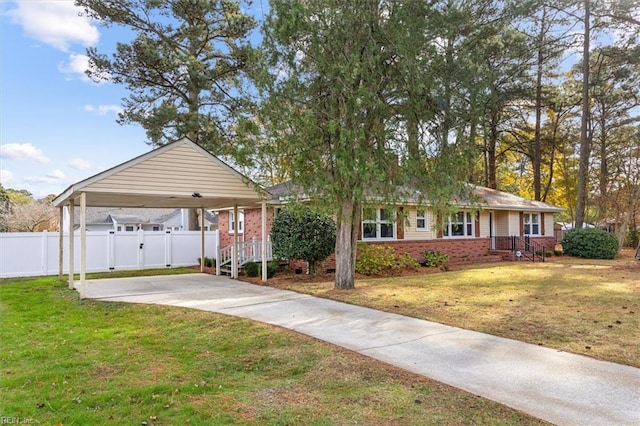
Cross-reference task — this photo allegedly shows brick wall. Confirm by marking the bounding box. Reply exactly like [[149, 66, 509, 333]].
[[365, 239, 491, 264], [218, 207, 274, 248]]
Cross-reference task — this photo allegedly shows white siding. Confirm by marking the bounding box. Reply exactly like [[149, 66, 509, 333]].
[[544, 212, 554, 237], [403, 207, 437, 240], [83, 144, 260, 199], [508, 212, 521, 235], [495, 211, 510, 236], [479, 212, 491, 237]]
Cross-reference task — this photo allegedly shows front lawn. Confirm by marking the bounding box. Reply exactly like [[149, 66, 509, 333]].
[[0, 277, 544, 425], [263, 255, 640, 367]]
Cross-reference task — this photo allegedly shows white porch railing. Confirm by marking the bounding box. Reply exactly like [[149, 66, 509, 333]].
[[216, 237, 273, 275]]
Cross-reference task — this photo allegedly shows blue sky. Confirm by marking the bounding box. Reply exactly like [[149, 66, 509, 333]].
[[0, 0, 266, 199]]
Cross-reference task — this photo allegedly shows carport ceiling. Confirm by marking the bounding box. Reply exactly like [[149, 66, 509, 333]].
[[53, 138, 268, 209]]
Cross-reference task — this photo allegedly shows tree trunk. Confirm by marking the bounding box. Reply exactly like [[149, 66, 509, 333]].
[[635, 239, 640, 261], [334, 198, 360, 290], [533, 14, 545, 201], [575, 0, 591, 228]]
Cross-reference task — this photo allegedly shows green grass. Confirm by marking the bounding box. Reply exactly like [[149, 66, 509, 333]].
[[267, 256, 640, 368], [0, 277, 544, 425]]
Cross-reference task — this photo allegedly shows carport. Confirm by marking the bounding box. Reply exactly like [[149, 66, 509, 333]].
[[52, 138, 270, 288]]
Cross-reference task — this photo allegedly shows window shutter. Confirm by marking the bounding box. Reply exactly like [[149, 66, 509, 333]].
[[475, 212, 480, 237], [397, 207, 404, 240], [437, 213, 443, 238], [541, 213, 546, 236]]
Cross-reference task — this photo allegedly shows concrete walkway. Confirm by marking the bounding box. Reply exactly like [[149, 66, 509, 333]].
[[77, 274, 640, 426]]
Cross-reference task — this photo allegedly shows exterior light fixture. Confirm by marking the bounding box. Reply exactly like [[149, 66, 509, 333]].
[[192, 192, 202, 198]]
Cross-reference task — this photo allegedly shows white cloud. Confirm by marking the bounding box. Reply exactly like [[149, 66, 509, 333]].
[[84, 104, 123, 116], [69, 158, 93, 170], [6, 1, 99, 52], [0, 143, 50, 164], [59, 53, 92, 82], [25, 169, 66, 184], [47, 169, 66, 180], [60, 54, 112, 84], [1, 169, 16, 185]]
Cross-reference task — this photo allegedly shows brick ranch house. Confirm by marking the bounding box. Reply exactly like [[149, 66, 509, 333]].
[[216, 182, 564, 270]]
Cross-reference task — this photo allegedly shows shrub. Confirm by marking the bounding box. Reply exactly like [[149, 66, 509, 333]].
[[355, 244, 419, 276], [271, 206, 336, 275], [244, 262, 260, 277], [423, 250, 449, 269], [356, 244, 398, 276], [545, 251, 554, 258], [626, 228, 639, 249], [260, 261, 278, 279], [399, 253, 421, 271], [561, 227, 619, 259], [197, 257, 215, 267], [243, 261, 277, 278]]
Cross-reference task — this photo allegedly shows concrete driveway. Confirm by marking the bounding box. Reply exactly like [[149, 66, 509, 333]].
[[78, 273, 640, 426]]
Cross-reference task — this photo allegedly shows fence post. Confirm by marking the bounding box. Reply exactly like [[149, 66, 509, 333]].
[[108, 230, 116, 270], [137, 229, 144, 270], [41, 231, 48, 276], [165, 230, 172, 267]]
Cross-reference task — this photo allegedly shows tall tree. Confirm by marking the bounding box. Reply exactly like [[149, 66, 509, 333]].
[[575, 0, 590, 228], [76, 0, 258, 156], [260, 0, 457, 289]]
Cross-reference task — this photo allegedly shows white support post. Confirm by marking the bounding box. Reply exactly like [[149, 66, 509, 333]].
[[200, 207, 205, 273], [164, 229, 172, 268], [232, 204, 239, 279], [68, 200, 75, 289], [58, 206, 64, 280], [108, 230, 116, 270], [261, 200, 267, 281], [80, 192, 86, 285], [215, 229, 221, 276]]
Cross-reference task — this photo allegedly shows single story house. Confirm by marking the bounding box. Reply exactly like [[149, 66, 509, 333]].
[[216, 181, 564, 267], [67, 207, 217, 232]]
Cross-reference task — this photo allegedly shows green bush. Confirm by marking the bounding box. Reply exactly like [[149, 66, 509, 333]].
[[271, 206, 336, 275], [423, 250, 449, 269], [626, 228, 639, 249], [561, 227, 619, 259], [355, 244, 419, 276], [197, 257, 215, 267], [244, 262, 260, 277], [244, 261, 277, 278], [260, 261, 278, 279], [399, 253, 421, 271]]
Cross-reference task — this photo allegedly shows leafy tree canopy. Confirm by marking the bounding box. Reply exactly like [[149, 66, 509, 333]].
[[76, 0, 259, 158]]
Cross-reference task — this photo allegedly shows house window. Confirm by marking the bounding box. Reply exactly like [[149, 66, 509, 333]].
[[152, 226, 160, 231], [229, 211, 244, 233], [443, 211, 474, 237], [524, 213, 540, 236], [362, 208, 395, 240], [125, 226, 135, 232], [416, 210, 427, 230], [116, 225, 122, 232]]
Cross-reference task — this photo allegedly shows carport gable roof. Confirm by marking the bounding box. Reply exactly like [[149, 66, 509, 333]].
[[53, 138, 268, 209]]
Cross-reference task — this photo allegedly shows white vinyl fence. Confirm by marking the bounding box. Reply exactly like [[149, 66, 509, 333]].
[[0, 230, 219, 278]]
